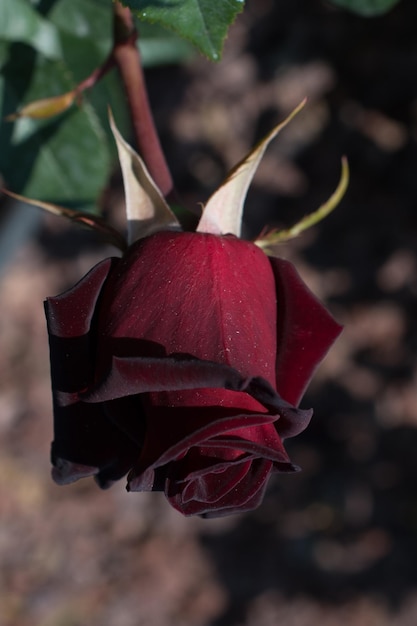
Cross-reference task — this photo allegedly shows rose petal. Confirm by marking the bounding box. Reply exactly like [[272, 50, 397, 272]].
[[81, 355, 304, 412], [275, 404, 314, 439], [180, 459, 253, 504], [52, 457, 99, 486], [200, 422, 291, 464], [45, 257, 117, 338], [81, 355, 259, 401], [97, 231, 278, 387], [175, 449, 253, 482], [271, 257, 343, 407], [127, 400, 276, 491], [51, 401, 140, 488], [167, 458, 274, 517], [45, 257, 117, 394], [46, 257, 142, 487], [169, 428, 295, 488], [80, 350, 311, 455]]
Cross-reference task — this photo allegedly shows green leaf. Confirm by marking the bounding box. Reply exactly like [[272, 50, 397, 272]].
[[47, 0, 113, 59], [330, 0, 401, 16], [0, 0, 195, 215], [0, 0, 62, 59], [134, 20, 194, 66], [0, 53, 111, 208], [139, 35, 193, 66], [122, 0, 245, 60], [0, 0, 130, 213]]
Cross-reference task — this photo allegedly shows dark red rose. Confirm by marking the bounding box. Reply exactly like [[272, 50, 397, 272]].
[[46, 230, 341, 517]]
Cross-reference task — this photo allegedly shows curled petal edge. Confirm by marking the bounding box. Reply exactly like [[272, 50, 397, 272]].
[[79, 355, 311, 431]]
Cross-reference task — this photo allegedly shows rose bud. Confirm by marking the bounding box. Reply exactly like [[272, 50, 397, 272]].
[[45, 104, 344, 517]]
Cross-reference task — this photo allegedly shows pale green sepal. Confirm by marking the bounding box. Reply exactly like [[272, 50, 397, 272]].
[[196, 100, 306, 237], [255, 156, 349, 254], [109, 110, 181, 245]]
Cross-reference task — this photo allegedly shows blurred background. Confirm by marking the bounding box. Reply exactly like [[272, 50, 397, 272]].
[[2, 0, 417, 624]]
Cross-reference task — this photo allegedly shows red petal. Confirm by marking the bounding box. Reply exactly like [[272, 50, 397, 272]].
[[81, 355, 308, 416], [270, 257, 342, 407], [180, 459, 253, 504], [46, 257, 116, 338], [201, 422, 290, 464], [97, 231, 278, 387], [167, 458, 274, 517], [82, 355, 260, 401], [50, 399, 140, 488], [45, 257, 116, 394], [127, 393, 276, 491], [46, 257, 141, 486]]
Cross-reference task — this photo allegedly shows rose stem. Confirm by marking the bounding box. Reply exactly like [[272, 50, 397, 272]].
[[112, 2, 174, 200]]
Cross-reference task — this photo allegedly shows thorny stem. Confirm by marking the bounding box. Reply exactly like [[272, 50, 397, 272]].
[[112, 2, 174, 199]]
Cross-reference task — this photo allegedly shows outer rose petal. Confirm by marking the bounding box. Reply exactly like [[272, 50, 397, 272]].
[[45, 258, 141, 486], [271, 257, 343, 410], [51, 401, 139, 488], [96, 231, 278, 388], [81, 354, 311, 430], [82, 355, 275, 401]]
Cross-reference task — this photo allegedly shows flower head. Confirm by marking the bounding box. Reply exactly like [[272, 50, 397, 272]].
[[45, 104, 343, 517]]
